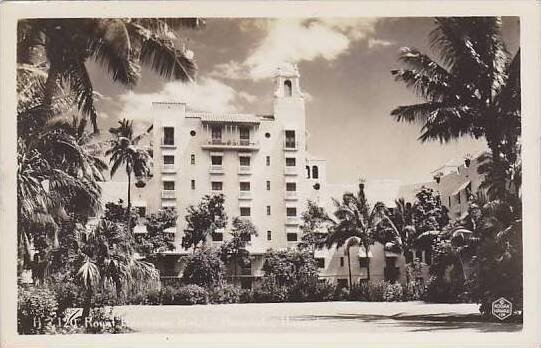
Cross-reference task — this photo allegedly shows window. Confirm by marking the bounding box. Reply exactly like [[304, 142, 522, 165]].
[[312, 166, 319, 179], [163, 155, 174, 165], [239, 156, 250, 166], [211, 155, 222, 165], [340, 257, 344, 267], [191, 180, 195, 190], [266, 180, 271, 191], [306, 165, 311, 178], [240, 207, 251, 217], [163, 181, 175, 191], [212, 232, 223, 242], [190, 130, 196, 137], [265, 132, 271, 138], [266, 156, 271, 166], [211, 126, 222, 140], [163, 127, 174, 145], [286, 232, 298, 242], [286, 157, 296, 167], [286, 207, 297, 217], [315, 258, 325, 269], [286, 182, 296, 191], [240, 182, 251, 191], [448, 196, 452, 207], [359, 257, 369, 268], [239, 127, 250, 143], [267, 230, 272, 241], [457, 191, 461, 204], [266, 205, 271, 216], [284, 80, 292, 97], [425, 249, 432, 265], [285, 130, 296, 148], [191, 154, 195, 165], [211, 181, 223, 191]]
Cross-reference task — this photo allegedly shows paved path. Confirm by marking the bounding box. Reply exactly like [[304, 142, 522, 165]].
[[114, 301, 522, 334]]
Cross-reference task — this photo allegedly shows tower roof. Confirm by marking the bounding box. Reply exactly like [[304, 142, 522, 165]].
[[274, 62, 299, 77]]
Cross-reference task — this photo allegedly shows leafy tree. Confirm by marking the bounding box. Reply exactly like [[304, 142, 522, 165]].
[[262, 249, 318, 288], [17, 18, 203, 133], [182, 247, 225, 288], [298, 200, 335, 253], [218, 217, 258, 282], [182, 194, 227, 252], [391, 17, 520, 201], [105, 119, 152, 234], [136, 208, 177, 258]]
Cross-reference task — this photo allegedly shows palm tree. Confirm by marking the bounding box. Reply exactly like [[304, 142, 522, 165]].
[[391, 17, 520, 200], [218, 217, 258, 283], [17, 18, 203, 133], [78, 218, 159, 318], [326, 183, 379, 288], [105, 119, 152, 233]]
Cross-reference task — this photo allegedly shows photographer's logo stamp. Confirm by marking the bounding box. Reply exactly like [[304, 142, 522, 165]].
[[492, 297, 512, 320]]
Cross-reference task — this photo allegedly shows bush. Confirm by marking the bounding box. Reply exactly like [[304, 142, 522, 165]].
[[348, 283, 369, 301], [49, 276, 83, 314], [161, 285, 209, 305], [209, 283, 241, 304], [313, 281, 336, 302], [424, 274, 464, 303], [84, 307, 131, 334], [145, 288, 162, 305], [250, 283, 289, 303], [18, 286, 58, 334], [383, 283, 404, 302], [367, 281, 387, 301], [182, 248, 225, 287]]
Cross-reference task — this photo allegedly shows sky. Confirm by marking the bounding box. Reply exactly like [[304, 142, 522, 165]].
[[88, 17, 519, 185]]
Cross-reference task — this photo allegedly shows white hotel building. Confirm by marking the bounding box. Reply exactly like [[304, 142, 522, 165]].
[[101, 64, 426, 288]]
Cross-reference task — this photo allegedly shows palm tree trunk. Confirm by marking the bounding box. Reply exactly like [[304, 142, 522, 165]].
[[43, 66, 59, 108], [127, 173, 131, 234], [366, 258, 371, 281], [81, 288, 92, 320], [347, 247, 352, 289]]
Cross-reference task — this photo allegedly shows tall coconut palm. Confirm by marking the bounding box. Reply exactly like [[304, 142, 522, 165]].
[[17, 18, 203, 133], [326, 184, 379, 288], [105, 119, 152, 233], [391, 17, 520, 200]]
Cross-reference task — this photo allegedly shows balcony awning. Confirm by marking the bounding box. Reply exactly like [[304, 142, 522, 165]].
[[314, 247, 332, 258], [244, 244, 268, 255], [384, 250, 402, 257], [196, 113, 261, 124], [452, 181, 471, 196], [164, 227, 176, 234], [358, 247, 373, 258]]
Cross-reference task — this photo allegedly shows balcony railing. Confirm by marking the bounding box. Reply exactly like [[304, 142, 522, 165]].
[[162, 164, 176, 173], [238, 165, 251, 175], [286, 216, 299, 225], [209, 165, 224, 174], [161, 138, 176, 148], [239, 191, 252, 200], [285, 191, 298, 200], [284, 167, 298, 176], [202, 138, 259, 151], [161, 190, 176, 199]]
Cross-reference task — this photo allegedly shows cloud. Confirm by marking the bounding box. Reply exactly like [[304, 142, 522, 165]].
[[115, 77, 256, 123], [368, 38, 394, 49], [210, 18, 387, 81]]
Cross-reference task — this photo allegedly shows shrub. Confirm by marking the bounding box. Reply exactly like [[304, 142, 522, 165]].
[[84, 307, 131, 334], [182, 248, 225, 287], [333, 287, 350, 301], [18, 286, 58, 334], [209, 283, 242, 304], [145, 288, 162, 305], [312, 281, 336, 302], [49, 276, 83, 314], [348, 283, 369, 301], [250, 283, 289, 303], [168, 285, 209, 305], [367, 280, 387, 301], [383, 283, 404, 302]]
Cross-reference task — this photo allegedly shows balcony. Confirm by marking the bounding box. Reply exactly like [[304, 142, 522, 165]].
[[285, 191, 298, 200], [284, 167, 298, 176], [162, 164, 177, 173], [209, 165, 224, 174], [202, 138, 259, 151], [238, 165, 251, 175], [239, 191, 252, 200], [286, 216, 300, 225], [161, 190, 176, 199], [160, 139, 176, 149]]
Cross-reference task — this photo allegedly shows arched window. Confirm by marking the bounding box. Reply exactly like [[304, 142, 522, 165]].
[[306, 165, 311, 178], [312, 165, 319, 179], [284, 80, 292, 97]]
